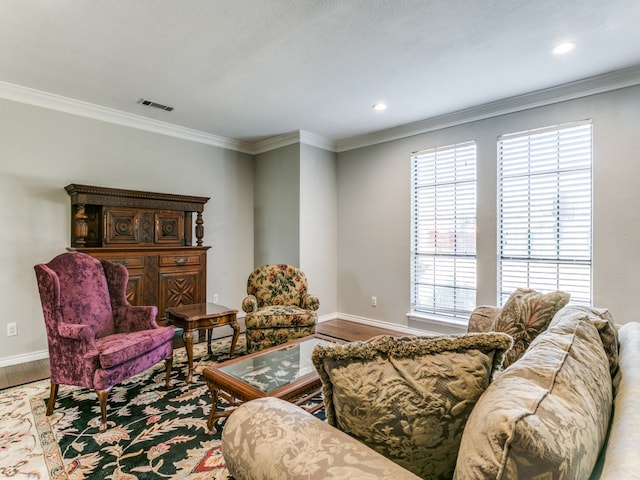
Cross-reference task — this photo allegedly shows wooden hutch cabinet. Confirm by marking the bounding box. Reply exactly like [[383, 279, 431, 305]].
[[66, 184, 210, 324]]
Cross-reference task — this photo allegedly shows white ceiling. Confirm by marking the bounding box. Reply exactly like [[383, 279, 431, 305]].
[[1, 0, 640, 149]]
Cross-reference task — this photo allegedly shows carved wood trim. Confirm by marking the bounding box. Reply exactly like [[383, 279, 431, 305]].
[[65, 184, 209, 212], [66, 184, 209, 247]]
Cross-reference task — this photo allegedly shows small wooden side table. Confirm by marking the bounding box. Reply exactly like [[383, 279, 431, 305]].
[[165, 303, 240, 384]]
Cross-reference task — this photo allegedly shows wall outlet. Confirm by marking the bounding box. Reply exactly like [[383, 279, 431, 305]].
[[7, 322, 17, 336], [371, 296, 377, 307], [213, 294, 219, 304]]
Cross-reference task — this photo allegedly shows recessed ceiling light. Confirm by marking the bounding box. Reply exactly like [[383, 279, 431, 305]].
[[552, 42, 576, 55], [372, 103, 387, 111]]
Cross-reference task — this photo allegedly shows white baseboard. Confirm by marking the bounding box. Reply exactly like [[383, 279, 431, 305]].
[[318, 313, 338, 323], [0, 349, 49, 368]]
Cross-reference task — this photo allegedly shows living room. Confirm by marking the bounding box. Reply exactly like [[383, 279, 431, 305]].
[[1, 1, 640, 369], [3, 2, 640, 478]]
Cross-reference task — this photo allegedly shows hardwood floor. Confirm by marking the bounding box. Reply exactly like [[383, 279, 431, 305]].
[[316, 318, 407, 342], [0, 358, 50, 390], [0, 319, 407, 390]]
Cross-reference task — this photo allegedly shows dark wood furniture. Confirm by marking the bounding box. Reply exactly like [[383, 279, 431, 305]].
[[65, 184, 210, 324], [165, 303, 240, 384], [203, 335, 336, 433]]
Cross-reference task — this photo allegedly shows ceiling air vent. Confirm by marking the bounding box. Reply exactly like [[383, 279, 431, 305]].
[[137, 98, 174, 112]]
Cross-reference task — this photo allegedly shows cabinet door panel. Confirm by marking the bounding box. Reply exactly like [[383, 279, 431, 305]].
[[159, 268, 203, 321], [125, 269, 145, 306], [155, 211, 185, 245], [104, 208, 140, 244]]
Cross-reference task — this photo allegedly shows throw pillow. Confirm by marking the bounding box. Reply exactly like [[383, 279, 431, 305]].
[[492, 288, 570, 369], [550, 305, 620, 386], [311, 333, 512, 480], [454, 307, 613, 479]]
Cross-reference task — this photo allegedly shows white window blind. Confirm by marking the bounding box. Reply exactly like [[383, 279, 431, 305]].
[[411, 142, 476, 318], [498, 122, 592, 305]]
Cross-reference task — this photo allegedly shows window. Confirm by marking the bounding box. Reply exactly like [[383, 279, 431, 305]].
[[498, 122, 592, 305], [411, 142, 476, 319]]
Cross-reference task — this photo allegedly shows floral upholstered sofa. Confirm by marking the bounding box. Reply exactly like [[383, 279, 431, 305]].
[[221, 291, 640, 480]]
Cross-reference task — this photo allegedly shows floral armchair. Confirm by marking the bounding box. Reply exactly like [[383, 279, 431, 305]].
[[242, 264, 319, 353], [34, 252, 174, 431]]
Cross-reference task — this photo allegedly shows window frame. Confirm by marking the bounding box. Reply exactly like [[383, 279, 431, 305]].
[[410, 141, 477, 320], [497, 121, 593, 306]]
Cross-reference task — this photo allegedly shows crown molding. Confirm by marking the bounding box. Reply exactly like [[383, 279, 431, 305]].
[[0, 80, 255, 154], [3, 65, 640, 156], [251, 130, 335, 154], [250, 131, 301, 154], [300, 130, 336, 152], [335, 65, 640, 152]]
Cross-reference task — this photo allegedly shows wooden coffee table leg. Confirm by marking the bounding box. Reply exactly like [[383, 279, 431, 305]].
[[183, 328, 195, 384], [206, 380, 221, 433]]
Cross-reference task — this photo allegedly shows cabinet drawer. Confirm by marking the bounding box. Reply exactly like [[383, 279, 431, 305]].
[[93, 254, 145, 269], [159, 253, 201, 267], [108, 256, 145, 268]]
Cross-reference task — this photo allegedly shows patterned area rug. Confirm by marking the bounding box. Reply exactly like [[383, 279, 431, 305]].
[[1, 335, 251, 480]]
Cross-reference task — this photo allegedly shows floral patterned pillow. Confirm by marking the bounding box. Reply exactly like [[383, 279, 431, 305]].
[[311, 333, 512, 480], [492, 288, 570, 369]]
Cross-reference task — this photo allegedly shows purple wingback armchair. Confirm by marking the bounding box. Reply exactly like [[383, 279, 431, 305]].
[[34, 251, 174, 431]]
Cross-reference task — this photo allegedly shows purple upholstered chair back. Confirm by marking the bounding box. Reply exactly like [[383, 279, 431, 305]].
[[43, 251, 116, 339]]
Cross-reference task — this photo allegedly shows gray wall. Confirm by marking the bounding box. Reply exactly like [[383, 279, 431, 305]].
[[2, 83, 638, 363], [337, 85, 640, 330], [253, 142, 338, 316], [254, 144, 300, 266], [0, 98, 255, 365], [300, 143, 338, 316]]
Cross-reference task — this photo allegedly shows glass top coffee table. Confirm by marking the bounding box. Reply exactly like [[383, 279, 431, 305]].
[[202, 335, 335, 432]]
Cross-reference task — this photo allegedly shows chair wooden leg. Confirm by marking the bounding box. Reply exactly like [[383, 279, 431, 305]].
[[165, 356, 173, 388], [96, 388, 111, 432], [46, 383, 59, 416]]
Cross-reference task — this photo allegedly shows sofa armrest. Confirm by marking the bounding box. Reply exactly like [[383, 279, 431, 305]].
[[593, 322, 640, 479], [467, 305, 501, 333], [301, 293, 320, 311], [221, 397, 421, 480], [242, 295, 258, 313], [57, 322, 99, 359]]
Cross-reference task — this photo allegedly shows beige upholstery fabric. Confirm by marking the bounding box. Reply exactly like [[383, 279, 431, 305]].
[[550, 305, 619, 378], [221, 397, 422, 480], [594, 322, 640, 480], [312, 333, 512, 480], [467, 305, 501, 333], [454, 307, 613, 480], [491, 288, 570, 368]]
